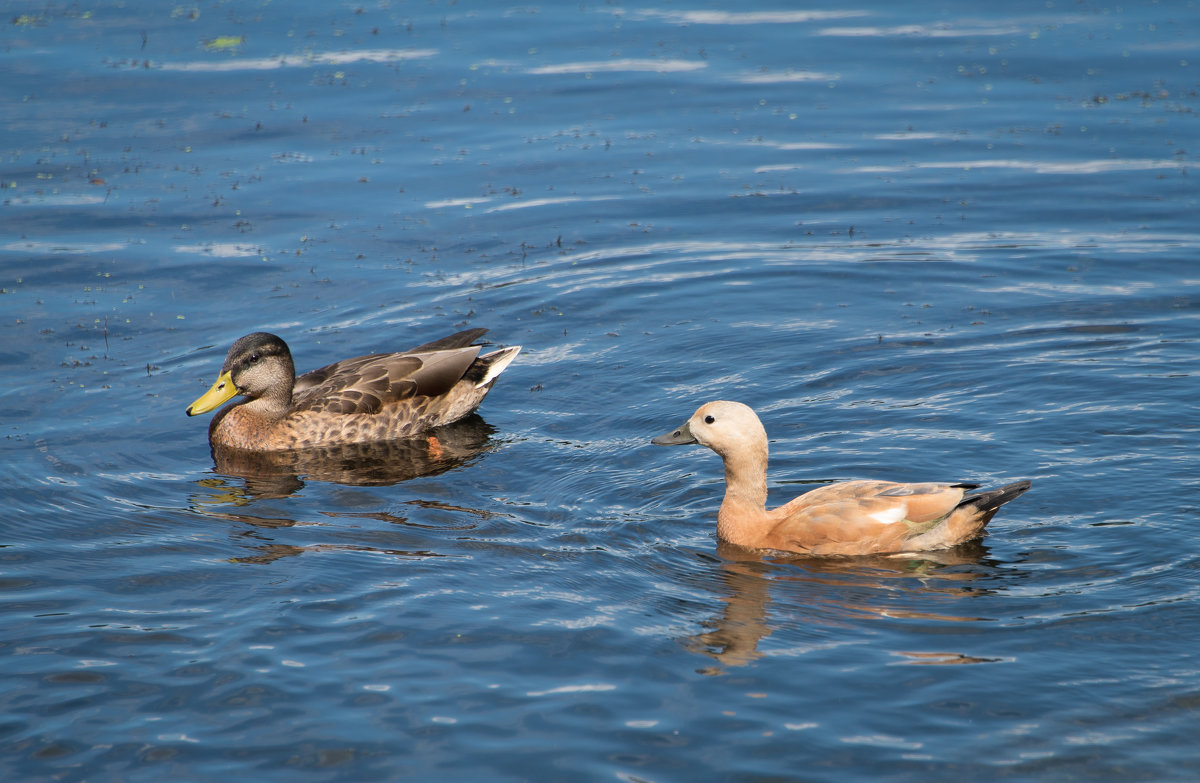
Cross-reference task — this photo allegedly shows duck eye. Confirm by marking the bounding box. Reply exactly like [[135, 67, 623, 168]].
[[704, 415, 716, 424], [249, 353, 260, 363]]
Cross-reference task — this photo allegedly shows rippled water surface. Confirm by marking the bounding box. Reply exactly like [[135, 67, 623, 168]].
[[3, 1, 1199, 780]]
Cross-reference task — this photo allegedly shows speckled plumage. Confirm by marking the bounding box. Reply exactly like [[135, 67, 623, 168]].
[[187, 328, 521, 452]]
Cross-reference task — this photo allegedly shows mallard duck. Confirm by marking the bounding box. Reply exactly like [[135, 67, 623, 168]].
[[652, 400, 1030, 556], [187, 328, 520, 451]]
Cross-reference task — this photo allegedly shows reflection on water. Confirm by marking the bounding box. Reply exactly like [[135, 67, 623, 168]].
[[892, 650, 1008, 665], [152, 48, 439, 72], [196, 415, 497, 500], [686, 541, 998, 674], [192, 497, 490, 565], [225, 541, 464, 566], [185, 416, 503, 564]]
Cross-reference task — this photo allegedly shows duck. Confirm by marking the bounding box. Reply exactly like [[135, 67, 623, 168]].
[[652, 400, 1030, 556], [186, 327, 521, 452]]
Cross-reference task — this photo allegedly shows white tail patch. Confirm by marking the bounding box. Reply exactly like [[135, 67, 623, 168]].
[[475, 345, 521, 388], [870, 505, 908, 525]]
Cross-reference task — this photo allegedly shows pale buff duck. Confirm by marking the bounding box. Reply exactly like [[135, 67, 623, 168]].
[[652, 400, 1030, 556], [187, 328, 520, 452]]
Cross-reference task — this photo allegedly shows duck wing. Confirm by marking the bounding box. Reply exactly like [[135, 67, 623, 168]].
[[770, 481, 978, 554], [292, 345, 483, 415]]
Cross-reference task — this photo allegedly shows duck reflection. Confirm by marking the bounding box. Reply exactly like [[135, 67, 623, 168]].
[[190, 498, 486, 565], [200, 415, 497, 500], [684, 540, 996, 674], [187, 416, 501, 564]]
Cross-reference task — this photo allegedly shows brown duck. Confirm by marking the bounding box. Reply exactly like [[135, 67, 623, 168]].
[[187, 328, 520, 451], [652, 400, 1030, 556]]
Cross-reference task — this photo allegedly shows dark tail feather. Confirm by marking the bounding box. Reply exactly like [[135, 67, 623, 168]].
[[960, 480, 1032, 517], [407, 328, 490, 353]]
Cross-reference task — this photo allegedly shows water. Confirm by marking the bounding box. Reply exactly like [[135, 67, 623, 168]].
[[3, 1, 1199, 780]]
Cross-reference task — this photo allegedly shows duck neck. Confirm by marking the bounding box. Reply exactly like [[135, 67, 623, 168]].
[[715, 442, 770, 545], [240, 386, 293, 423], [229, 377, 292, 425]]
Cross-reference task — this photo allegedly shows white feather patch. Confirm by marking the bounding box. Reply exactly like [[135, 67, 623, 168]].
[[475, 346, 522, 388], [869, 506, 908, 525]]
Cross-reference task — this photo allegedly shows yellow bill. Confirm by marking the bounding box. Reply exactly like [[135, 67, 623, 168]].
[[186, 370, 239, 416]]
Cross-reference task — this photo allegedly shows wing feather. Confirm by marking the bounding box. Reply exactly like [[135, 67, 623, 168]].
[[292, 346, 480, 416], [768, 481, 972, 553]]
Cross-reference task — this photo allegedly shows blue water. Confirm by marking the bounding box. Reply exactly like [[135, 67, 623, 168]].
[[3, 1, 1199, 780]]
